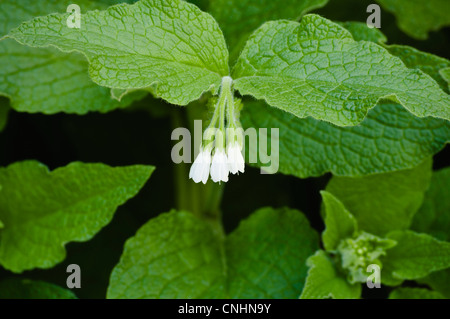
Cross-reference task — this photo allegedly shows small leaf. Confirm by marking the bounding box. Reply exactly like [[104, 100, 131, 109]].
[[8, 0, 229, 106], [300, 250, 361, 299], [389, 287, 445, 299], [0, 161, 154, 273], [241, 100, 449, 178], [0, 278, 77, 299], [107, 207, 319, 298], [382, 230, 450, 281], [321, 191, 357, 251], [233, 15, 450, 126], [325, 159, 432, 236], [375, 0, 450, 40]]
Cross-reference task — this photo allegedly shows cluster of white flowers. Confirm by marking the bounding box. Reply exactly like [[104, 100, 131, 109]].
[[189, 76, 245, 184], [189, 141, 245, 184]]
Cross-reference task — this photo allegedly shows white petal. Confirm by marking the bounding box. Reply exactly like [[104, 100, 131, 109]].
[[227, 143, 245, 174], [211, 150, 229, 183], [189, 150, 211, 184]]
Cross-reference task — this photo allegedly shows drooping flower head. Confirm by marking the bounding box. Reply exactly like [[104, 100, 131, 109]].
[[189, 76, 245, 184]]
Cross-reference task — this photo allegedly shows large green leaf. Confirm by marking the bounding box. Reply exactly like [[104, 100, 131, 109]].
[[0, 278, 77, 299], [241, 100, 449, 178], [233, 15, 450, 126], [325, 159, 432, 236], [0, 0, 145, 114], [389, 287, 445, 299], [382, 230, 450, 281], [412, 167, 450, 241], [321, 191, 357, 251], [210, 0, 328, 62], [300, 250, 361, 299], [375, 0, 450, 40], [0, 161, 154, 273], [7, 0, 229, 106], [107, 207, 319, 298]]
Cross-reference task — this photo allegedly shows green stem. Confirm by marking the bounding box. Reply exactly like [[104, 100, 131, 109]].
[[170, 100, 225, 228]]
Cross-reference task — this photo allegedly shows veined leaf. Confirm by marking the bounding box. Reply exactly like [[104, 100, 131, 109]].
[[107, 207, 319, 298], [233, 15, 450, 126], [386, 45, 450, 94], [0, 161, 154, 273], [375, 0, 450, 40], [321, 191, 357, 251], [340, 21, 450, 94], [8, 0, 229, 106], [241, 100, 449, 178], [382, 230, 450, 281], [300, 250, 361, 299], [0, 278, 77, 299], [210, 0, 329, 62], [325, 159, 432, 236], [0, 0, 146, 114]]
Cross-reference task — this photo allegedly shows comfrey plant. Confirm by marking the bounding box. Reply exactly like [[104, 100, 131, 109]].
[[0, 0, 449, 300]]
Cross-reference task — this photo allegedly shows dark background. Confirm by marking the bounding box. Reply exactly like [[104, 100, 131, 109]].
[[0, 0, 449, 298]]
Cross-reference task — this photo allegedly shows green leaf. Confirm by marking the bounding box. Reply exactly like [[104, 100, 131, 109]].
[[389, 287, 445, 299], [0, 98, 9, 132], [321, 191, 357, 251], [300, 250, 361, 299], [0, 0, 146, 114], [325, 158, 432, 236], [210, 0, 329, 62], [8, 0, 229, 106], [337, 21, 387, 43], [0, 161, 154, 273], [338, 232, 396, 284], [241, 100, 449, 178], [233, 15, 450, 126], [107, 207, 319, 298], [339, 21, 450, 94], [417, 269, 450, 298], [412, 167, 450, 242], [382, 230, 450, 281], [375, 0, 450, 40], [386, 45, 450, 94], [0, 278, 77, 299], [440, 67, 450, 91]]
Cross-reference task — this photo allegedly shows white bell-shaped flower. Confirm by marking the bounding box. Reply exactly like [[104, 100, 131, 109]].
[[227, 142, 245, 174], [210, 149, 229, 183], [189, 148, 212, 184]]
